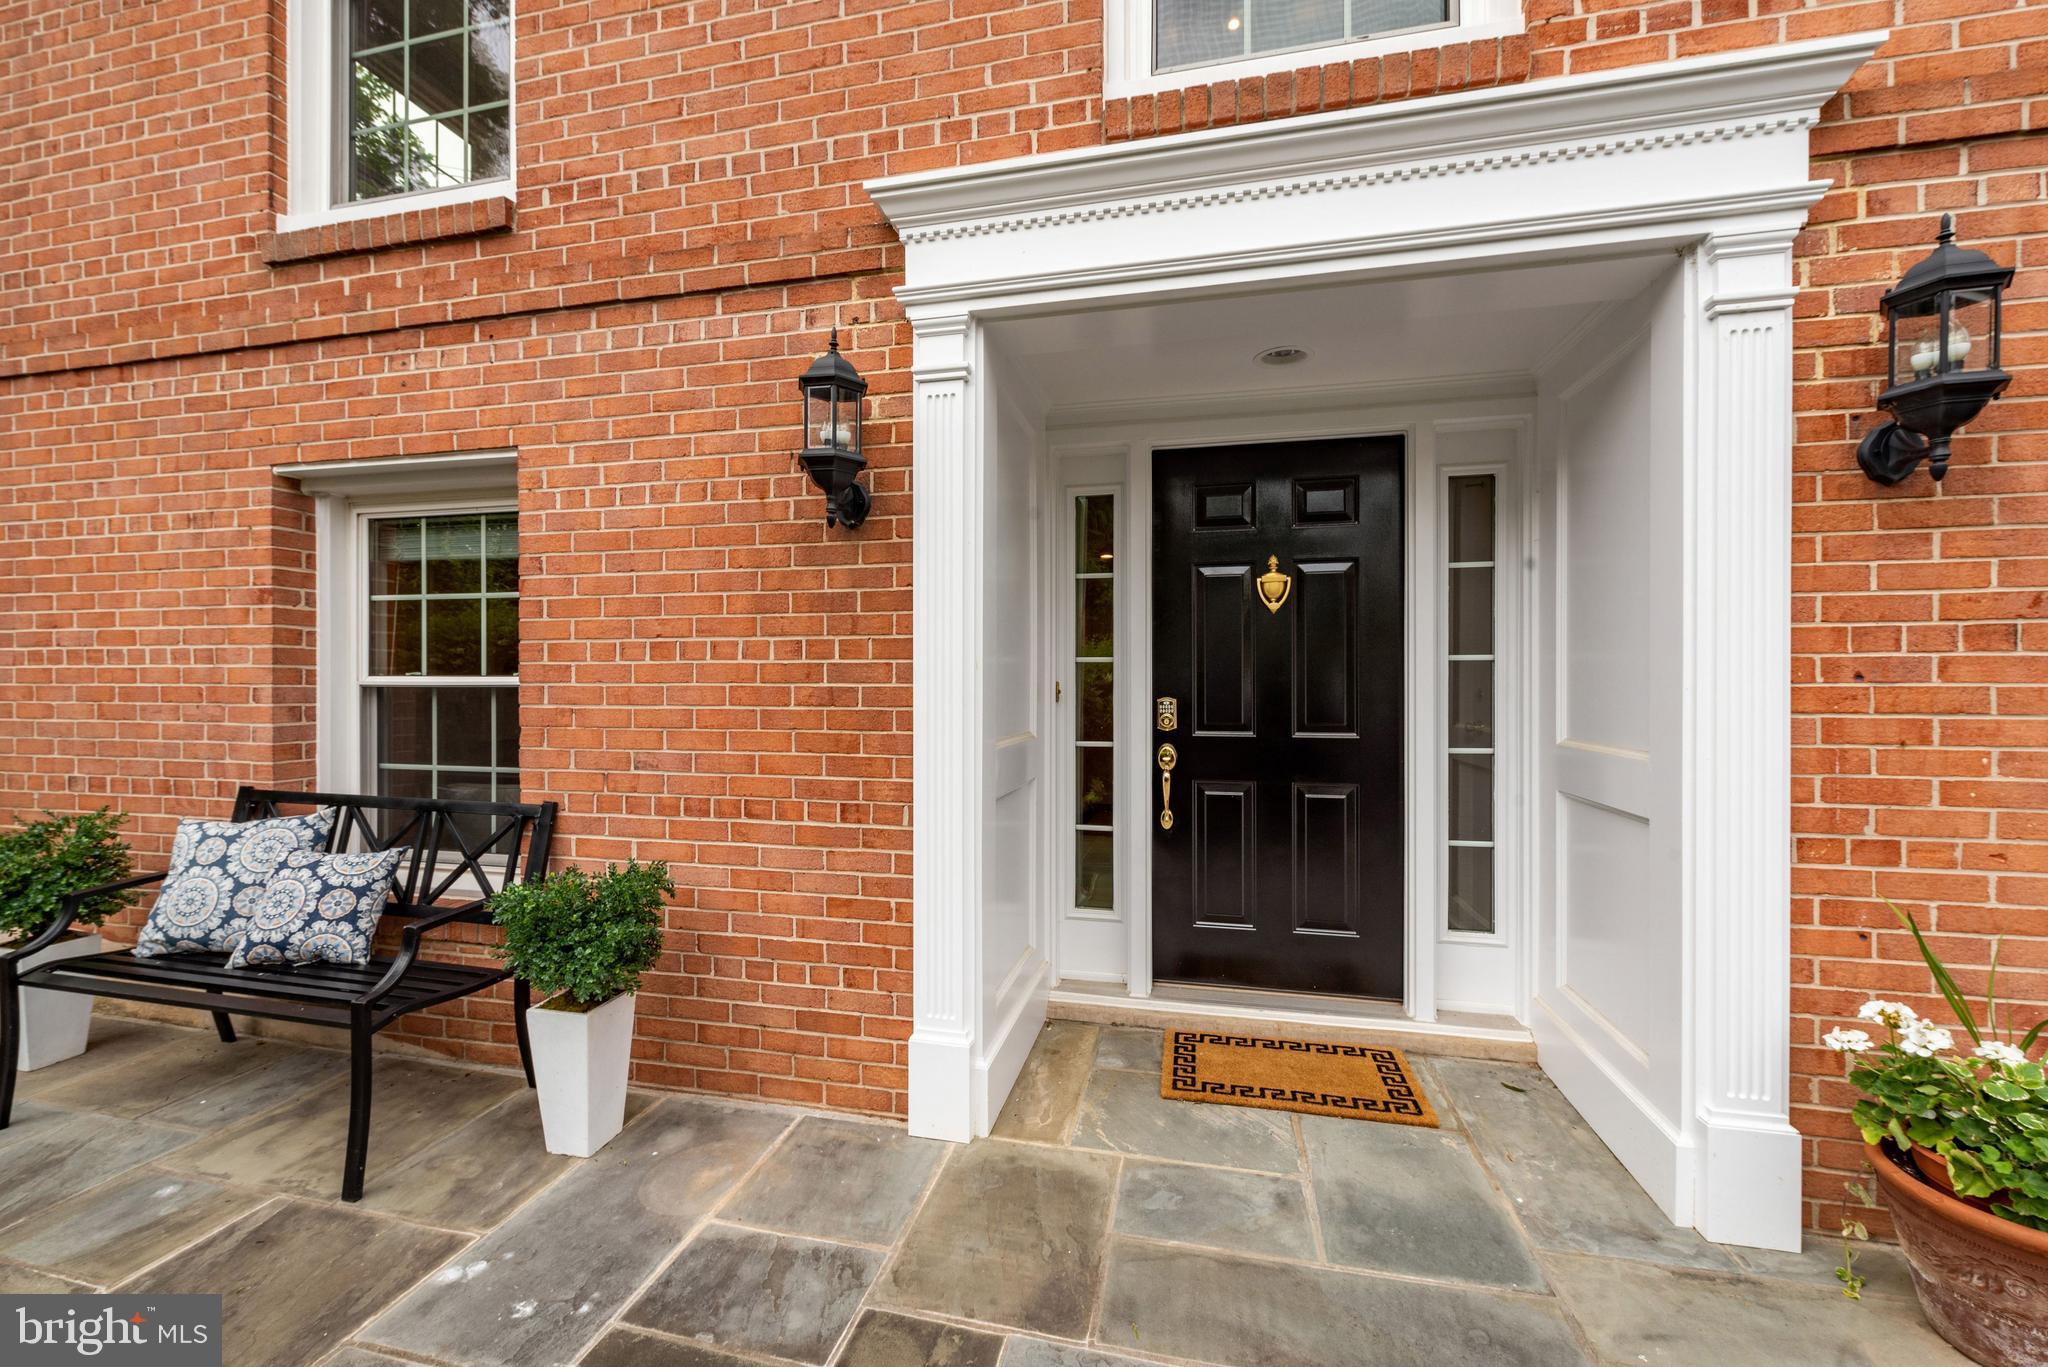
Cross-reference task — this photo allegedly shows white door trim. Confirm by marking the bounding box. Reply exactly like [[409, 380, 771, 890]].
[[1041, 393, 1536, 1026], [874, 31, 1882, 1251]]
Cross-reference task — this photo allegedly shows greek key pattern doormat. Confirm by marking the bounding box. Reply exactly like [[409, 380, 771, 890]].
[[1161, 1031, 1438, 1128]]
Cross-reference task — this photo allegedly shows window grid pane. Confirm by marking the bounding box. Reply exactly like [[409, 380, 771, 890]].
[[1445, 475, 1495, 935], [346, 0, 512, 202], [1155, 0, 1451, 73], [367, 510, 520, 814], [1074, 494, 1116, 912]]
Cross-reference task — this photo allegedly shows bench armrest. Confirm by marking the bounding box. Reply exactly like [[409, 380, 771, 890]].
[[3, 871, 168, 965], [358, 899, 491, 1004]]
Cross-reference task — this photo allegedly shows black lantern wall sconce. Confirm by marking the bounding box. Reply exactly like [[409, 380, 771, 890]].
[[797, 328, 870, 529], [1858, 215, 2013, 486]]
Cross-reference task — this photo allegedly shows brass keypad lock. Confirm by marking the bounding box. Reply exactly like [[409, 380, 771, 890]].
[[1156, 696, 1178, 732]]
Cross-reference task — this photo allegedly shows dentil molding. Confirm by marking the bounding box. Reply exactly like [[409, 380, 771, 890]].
[[868, 33, 1885, 241]]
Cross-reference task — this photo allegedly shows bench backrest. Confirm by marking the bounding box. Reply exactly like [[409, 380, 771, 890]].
[[230, 787, 558, 922]]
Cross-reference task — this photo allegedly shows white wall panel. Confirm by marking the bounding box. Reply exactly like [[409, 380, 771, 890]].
[[976, 351, 1050, 1125], [1534, 260, 1690, 1217]]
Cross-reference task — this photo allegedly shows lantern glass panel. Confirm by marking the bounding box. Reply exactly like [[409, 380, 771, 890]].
[[1894, 301, 1942, 385], [807, 386, 834, 450], [1949, 290, 1994, 373], [849, 400, 862, 457]]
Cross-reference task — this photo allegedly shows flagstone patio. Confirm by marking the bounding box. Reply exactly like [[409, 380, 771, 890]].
[[0, 1013, 1964, 1366]]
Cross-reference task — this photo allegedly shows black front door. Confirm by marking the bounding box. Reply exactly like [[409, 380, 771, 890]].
[[1151, 436, 1404, 998]]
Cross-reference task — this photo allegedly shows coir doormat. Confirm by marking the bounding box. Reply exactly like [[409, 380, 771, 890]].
[[1161, 1030, 1438, 1128]]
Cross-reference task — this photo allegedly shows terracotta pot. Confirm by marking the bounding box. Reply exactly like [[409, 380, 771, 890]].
[[1869, 1140, 2048, 1367], [1911, 1143, 1998, 1213]]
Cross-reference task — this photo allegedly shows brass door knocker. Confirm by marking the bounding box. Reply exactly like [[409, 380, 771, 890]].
[[1257, 556, 1292, 614]]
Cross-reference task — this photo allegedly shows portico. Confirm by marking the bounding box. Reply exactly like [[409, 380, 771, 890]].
[[872, 30, 1888, 1253]]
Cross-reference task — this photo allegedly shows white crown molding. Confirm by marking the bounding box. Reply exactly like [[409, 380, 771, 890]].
[[867, 33, 1884, 236], [894, 184, 1825, 309], [894, 117, 1810, 250]]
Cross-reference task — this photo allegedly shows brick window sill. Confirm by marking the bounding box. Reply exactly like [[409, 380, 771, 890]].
[[260, 195, 515, 265]]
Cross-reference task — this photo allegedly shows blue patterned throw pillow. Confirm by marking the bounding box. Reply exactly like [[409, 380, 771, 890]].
[[134, 810, 335, 957], [226, 848, 404, 969]]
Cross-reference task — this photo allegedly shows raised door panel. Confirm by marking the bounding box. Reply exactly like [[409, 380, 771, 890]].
[[1193, 564, 1255, 736], [1293, 559, 1359, 738], [1192, 780, 1257, 929], [1292, 782, 1361, 935]]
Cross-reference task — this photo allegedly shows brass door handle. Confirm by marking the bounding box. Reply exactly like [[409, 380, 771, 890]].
[[1157, 743, 1177, 830]]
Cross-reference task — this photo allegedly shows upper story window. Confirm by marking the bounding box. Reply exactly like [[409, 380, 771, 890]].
[[1157, 0, 1452, 73], [1105, 0, 1519, 100], [346, 1, 511, 201], [281, 0, 515, 232]]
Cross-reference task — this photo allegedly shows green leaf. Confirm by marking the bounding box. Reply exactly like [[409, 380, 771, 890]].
[[0, 808, 134, 940], [488, 861, 673, 1008], [1888, 900, 1981, 1045], [1987, 936, 2000, 1039], [2022, 1019, 2048, 1053]]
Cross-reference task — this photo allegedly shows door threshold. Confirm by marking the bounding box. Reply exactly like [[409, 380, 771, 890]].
[[1046, 979, 1534, 1062]]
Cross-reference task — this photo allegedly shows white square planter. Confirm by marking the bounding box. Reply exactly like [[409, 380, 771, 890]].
[[14, 932, 101, 1071], [526, 990, 635, 1158]]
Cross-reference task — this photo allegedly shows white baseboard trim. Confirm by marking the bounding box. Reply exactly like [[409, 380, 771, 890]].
[[907, 1028, 976, 1143], [1532, 999, 1692, 1227], [976, 958, 1051, 1135], [1696, 1110, 1804, 1252]]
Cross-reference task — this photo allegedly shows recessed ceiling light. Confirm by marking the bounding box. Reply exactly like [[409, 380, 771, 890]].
[[1256, 346, 1309, 366], [1226, 14, 1242, 30]]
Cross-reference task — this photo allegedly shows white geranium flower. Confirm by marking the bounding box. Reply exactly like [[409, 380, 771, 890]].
[[1824, 1027, 1874, 1054], [1858, 1000, 1920, 1030], [1976, 1041, 2027, 1067], [1899, 1022, 1954, 1058]]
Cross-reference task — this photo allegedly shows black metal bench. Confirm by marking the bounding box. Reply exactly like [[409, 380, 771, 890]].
[[0, 787, 557, 1201]]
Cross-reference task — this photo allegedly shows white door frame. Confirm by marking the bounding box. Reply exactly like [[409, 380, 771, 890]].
[[873, 32, 1884, 1252], [1038, 394, 1535, 1026]]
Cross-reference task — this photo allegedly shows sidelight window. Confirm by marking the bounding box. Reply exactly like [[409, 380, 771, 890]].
[[1073, 494, 1118, 912], [1445, 474, 1495, 935], [364, 511, 520, 827]]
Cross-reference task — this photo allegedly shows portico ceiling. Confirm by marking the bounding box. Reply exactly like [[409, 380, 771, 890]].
[[986, 252, 1675, 413]]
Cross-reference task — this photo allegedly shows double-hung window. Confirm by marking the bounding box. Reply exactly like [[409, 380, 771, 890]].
[[286, 453, 522, 844], [1155, 0, 1455, 72], [345, 1, 511, 201], [1107, 0, 1521, 99], [284, 0, 515, 228], [364, 511, 521, 817]]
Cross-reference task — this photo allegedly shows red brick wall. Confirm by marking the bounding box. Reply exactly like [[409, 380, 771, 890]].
[[4, 0, 2047, 1223], [0, 298, 919, 1112]]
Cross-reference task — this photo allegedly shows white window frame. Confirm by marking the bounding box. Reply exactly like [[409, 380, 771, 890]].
[[1046, 454, 1133, 984], [285, 451, 519, 796], [1439, 461, 1507, 947], [1104, 0, 1523, 101], [350, 499, 520, 804], [283, 0, 517, 234]]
